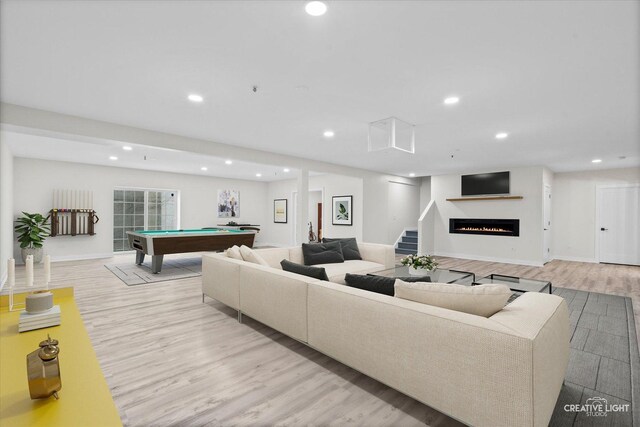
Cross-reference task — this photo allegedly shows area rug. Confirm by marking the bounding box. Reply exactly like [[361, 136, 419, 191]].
[[105, 257, 201, 286], [549, 287, 639, 426]]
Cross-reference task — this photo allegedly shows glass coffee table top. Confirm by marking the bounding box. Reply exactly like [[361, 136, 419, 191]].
[[473, 274, 552, 294], [372, 266, 475, 285]]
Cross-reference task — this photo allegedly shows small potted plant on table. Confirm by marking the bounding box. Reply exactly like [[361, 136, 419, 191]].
[[15, 212, 51, 263], [400, 254, 438, 275]]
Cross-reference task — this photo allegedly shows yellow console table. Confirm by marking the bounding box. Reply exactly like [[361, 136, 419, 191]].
[[0, 288, 122, 427]]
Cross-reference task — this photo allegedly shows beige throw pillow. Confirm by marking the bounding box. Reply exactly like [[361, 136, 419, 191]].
[[239, 245, 270, 267], [226, 245, 243, 260], [394, 280, 512, 317]]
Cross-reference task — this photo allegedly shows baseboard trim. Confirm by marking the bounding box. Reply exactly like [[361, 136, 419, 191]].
[[434, 251, 544, 267], [552, 255, 598, 264], [50, 253, 115, 263]]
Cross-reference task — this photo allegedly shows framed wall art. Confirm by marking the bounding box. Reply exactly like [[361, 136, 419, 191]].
[[274, 199, 288, 223], [332, 195, 352, 226], [217, 189, 240, 218]]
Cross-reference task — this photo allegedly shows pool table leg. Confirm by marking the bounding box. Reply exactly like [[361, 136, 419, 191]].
[[151, 255, 164, 274], [135, 251, 145, 265]]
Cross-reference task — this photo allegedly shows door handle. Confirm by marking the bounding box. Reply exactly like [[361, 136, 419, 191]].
[[544, 228, 549, 231], [601, 228, 608, 231]]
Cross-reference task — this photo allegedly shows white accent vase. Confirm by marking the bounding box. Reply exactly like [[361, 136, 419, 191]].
[[408, 266, 434, 276]]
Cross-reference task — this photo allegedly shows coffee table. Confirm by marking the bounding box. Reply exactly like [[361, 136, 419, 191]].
[[372, 266, 475, 285], [473, 274, 552, 294]]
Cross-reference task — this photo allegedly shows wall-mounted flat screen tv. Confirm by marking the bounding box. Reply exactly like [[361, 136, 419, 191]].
[[461, 171, 510, 196]]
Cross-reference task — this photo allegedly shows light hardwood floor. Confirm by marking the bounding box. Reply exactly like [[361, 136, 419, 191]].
[[5, 254, 639, 426]]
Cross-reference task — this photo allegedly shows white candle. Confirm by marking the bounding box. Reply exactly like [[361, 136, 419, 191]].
[[7, 258, 15, 288], [44, 255, 51, 285], [89, 191, 93, 210], [25, 255, 34, 287]]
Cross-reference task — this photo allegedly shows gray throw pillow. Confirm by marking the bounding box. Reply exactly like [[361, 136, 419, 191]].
[[345, 273, 431, 296], [281, 259, 329, 281], [322, 238, 362, 260], [301, 241, 345, 265]]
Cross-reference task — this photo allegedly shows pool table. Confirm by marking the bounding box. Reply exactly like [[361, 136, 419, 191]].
[[126, 228, 256, 273]]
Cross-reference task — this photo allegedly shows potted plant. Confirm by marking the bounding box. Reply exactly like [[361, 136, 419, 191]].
[[15, 212, 51, 263], [400, 254, 438, 275]]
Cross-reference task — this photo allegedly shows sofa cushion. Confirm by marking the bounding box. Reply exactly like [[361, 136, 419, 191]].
[[394, 280, 512, 317], [281, 259, 329, 281], [302, 241, 344, 265], [322, 238, 362, 260], [240, 245, 270, 267], [345, 273, 431, 296], [317, 260, 386, 284], [226, 245, 243, 260], [254, 248, 291, 269]]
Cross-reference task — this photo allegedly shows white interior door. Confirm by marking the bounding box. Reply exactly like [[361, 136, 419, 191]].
[[597, 185, 640, 265], [543, 185, 552, 262]]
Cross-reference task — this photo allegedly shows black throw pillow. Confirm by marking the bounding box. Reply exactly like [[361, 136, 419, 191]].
[[322, 238, 362, 261], [345, 274, 432, 296], [301, 241, 344, 265], [281, 259, 329, 281]]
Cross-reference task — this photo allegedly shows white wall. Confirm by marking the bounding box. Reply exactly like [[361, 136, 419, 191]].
[[0, 139, 14, 286], [12, 158, 269, 261], [552, 167, 640, 262], [431, 167, 545, 266], [262, 174, 364, 247], [419, 176, 432, 212], [387, 180, 420, 242]]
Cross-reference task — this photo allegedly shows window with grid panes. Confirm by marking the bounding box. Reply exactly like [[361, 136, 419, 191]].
[[113, 188, 178, 252]]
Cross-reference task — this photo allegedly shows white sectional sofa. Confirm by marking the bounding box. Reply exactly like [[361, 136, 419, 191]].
[[202, 244, 570, 427]]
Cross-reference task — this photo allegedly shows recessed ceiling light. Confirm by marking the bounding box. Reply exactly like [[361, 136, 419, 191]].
[[201, 167, 208, 171], [256, 173, 262, 177], [109, 156, 118, 160], [323, 130, 335, 138], [225, 160, 233, 165], [188, 94, 203, 103], [122, 146, 133, 151], [592, 159, 602, 163], [305, 1, 327, 16], [283, 168, 290, 173], [495, 132, 508, 140], [444, 96, 460, 105], [409, 173, 416, 177]]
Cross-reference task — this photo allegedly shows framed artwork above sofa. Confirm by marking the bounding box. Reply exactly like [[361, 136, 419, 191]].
[[332, 195, 352, 226]]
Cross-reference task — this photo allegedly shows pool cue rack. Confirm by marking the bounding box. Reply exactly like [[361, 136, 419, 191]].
[[50, 209, 99, 236], [49, 189, 99, 237]]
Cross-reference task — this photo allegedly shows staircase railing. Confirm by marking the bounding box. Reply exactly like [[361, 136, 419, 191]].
[[417, 200, 435, 255]]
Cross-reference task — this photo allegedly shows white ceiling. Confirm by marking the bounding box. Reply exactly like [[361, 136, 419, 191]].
[[1, 1, 638, 176], [2, 131, 299, 182]]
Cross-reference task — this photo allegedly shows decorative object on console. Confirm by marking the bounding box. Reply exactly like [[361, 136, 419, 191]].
[[322, 237, 362, 260], [400, 253, 438, 275], [301, 241, 344, 265], [7, 255, 55, 313], [218, 189, 240, 218], [19, 305, 61, 333], [331, 195, 353, 226], [368, 116, 415, 154], [394, 280, 512, 317], [15, 212, 50, 263], [273, 199, 287, 223], [50, 189, 99, 237], [345, 273, 430, 296], [27, 335, 61, 399], [25, 290, 54, 314], [281, 259, 329, 281]]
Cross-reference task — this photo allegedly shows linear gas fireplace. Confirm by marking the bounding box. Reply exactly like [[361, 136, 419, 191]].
[[449, 218, 520, 237]]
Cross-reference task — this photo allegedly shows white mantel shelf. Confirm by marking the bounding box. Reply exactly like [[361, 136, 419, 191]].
[[446, 195, 524, 202]]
